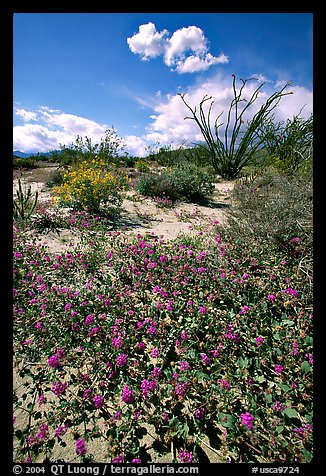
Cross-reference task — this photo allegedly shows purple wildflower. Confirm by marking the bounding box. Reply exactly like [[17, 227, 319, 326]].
[[180, 329, 189, 341], [239, 305, 252, 315], [83, 388, 92, 400], [305, 353, 313, 364], [274, 364, 283, 374], [150, 348, 160, 358], [112, 454, 124, 463], [75, 438, 87, 456], [218, 379, 230, 390], [201, 353, 211, 366], [84, 314, 95, 326], [273, 401, 286, 412], [93, 395, 104, 408], [88, 325, 100, 337], [121, 384, 134, 403], [282, 287, 298, 298], [294, 423, 313, 439], [179, 361, 191, 372], [112, 336, 124, 349], [175, 381, 188, 397], [290, 340, 300, 356], [48, 355, 60, 368], [151, 367, 162, 379], [240, 412, 254, 431], [255, 336, 265, 346], [178, 449, 194, 463], [116, 353, 128, 366], [195, 407, 205, 419], [131, 458, 142, 463], [224, 324, 240, 343], [54, 423, 68, 439], [51, 381, 67, 396]]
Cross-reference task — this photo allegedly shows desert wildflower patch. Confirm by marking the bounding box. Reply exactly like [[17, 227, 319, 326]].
[[13, 208, 313, 463]]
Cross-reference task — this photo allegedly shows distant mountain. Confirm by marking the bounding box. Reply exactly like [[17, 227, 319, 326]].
[[13, 150, 59, 158]]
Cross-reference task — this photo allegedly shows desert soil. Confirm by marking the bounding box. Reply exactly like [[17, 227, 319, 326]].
[[13, 165, 234, 254]]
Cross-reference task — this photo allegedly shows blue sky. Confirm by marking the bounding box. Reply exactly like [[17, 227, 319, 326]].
[[13, 13, 313, 156]]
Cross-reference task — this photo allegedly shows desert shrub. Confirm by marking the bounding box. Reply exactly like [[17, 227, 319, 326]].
[[134, 159, 150, 172], [13, 158, 38, 169], [52, 157, 128, 213], [223, 173, 313, 286], [136, 164, 214, 202], [257, 113, 313, 175], [13, 179, 38, 221], [45, 168, 65, 188]]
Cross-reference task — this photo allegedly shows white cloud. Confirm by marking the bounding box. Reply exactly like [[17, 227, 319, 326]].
[[273, 85, 313, 121], [39, 110, 108, 138], [13, 124, 75, 152], [174, 52, 229, 74], [15, 108, 38, 122], [164, 25, 207, 67], [13, 108, 108, 153], [123, 135, 148, 157], [13, 78, 312, 155], [127, 22, 168, 60], [127, 22, 228, 74]]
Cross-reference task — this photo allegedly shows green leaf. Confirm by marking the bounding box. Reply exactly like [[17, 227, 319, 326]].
[[276, 425, 284, 434], [196, 371, 208, 383], [276, 382, 291, 393], [283, 407, 300, 419], [302, 449, 313, 462], [282, 320, 295, 327], [301, 361, 312, 374], [237, 356, 249, 369], [218, 412, 236, 429]]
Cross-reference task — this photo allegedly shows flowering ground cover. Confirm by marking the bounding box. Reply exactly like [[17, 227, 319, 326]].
[[13, 194, 313, 463]]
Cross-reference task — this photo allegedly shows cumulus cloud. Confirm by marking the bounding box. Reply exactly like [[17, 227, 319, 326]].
[[13, 107, 109, 153], [127, 22, 169, 60], [127, 22, 228, 74], [15, 108, 38, 122], [13, 106, 149, 156], [122, 135, 148, 157]]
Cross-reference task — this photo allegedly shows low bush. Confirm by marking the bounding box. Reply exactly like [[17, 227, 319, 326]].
[[136, 164, 214, 203], [52, 157, 129, 213], [13, 158, 38, 169], [223, 173, 313, 290]]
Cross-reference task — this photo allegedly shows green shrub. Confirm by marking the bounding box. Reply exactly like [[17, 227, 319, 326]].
[[257, 113, 313, 175], [134, 159, 150, 172], [13, 158, 38, 169], [136, 164, 214, 202], [45, 168, 65, 188], [223, 172, 312, 285], [13, 179, 39, 221]]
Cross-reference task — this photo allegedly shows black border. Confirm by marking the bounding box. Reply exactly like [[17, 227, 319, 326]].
[[2, 2, 320, 474]]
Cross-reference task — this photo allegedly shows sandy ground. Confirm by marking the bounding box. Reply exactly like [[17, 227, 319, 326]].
[[13, 166, 234, 254]]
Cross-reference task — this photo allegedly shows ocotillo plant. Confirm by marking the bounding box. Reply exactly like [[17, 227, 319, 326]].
[[13, 179, 38, 220], [179, 75, 293, 180]]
